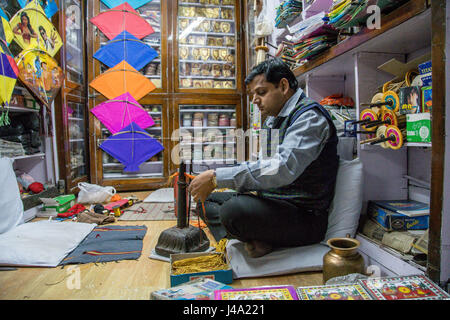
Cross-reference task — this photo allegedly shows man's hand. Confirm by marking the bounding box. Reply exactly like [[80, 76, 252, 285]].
[[188, 169, 216, 203]]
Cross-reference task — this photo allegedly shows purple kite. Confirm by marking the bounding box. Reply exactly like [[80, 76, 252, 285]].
[[100, 122, 164, 172], [91, 92, 154, 134]]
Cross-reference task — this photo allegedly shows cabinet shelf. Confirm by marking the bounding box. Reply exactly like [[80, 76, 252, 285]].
[[179, 75, 234, 80], [179, 43, 234, 49], [12, 153, 45, 161], [180, 142, 236, 146], [103, 161, 162, 168], [180, 59, 233, 65], [181, 126, 235, 130], [103, 172, 162, 179], [179, 2, 234, 9], [183, 31, 235, 37], [68, 117, 84, 121], [180, 109, 235, 113], [179, 16, 234, 23], [9, 105, 39, 113]]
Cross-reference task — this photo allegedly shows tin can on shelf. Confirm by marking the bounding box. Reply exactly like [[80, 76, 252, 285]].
[[192, 112, 204, 127], [208, 113, 218, 126], [230, 113, 236, 127], [182, 113, 192, 127], [219, 114, 230, 127]]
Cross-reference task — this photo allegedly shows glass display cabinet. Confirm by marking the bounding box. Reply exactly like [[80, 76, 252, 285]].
[[87, 0, 246, 190], [55, 0, 90, 193], [175, 0, 242, 92]]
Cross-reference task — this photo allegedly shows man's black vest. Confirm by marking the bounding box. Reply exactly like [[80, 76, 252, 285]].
[[258, 93, 339, 212]]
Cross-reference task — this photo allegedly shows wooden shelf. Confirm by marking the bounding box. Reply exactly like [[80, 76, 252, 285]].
[[293, 0, 429, 79], [12, 153, 45, 161]]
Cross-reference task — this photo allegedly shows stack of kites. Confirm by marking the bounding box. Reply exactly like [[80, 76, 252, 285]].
[[275, 41, 296, 68], [89, 0, 164, 172], [1, 0, 64, 126], [288, 12, 338, 63], [326, 0, 406, 30], [275, 1, 303, 29], [0, 16, 17, 126]]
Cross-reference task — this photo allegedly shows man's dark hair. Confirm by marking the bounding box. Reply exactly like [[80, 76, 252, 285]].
[[245, 57, 298, 90]]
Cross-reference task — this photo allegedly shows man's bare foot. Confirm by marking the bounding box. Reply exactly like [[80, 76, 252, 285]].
[[244, 240, 273, 258]]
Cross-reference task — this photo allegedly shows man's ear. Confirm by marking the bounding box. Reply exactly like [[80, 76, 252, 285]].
[[280, 78, 290, 94]]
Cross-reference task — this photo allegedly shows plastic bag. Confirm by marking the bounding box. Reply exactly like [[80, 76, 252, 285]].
[[77, 182, 116, 204], [0, 158, 23, 234], [255, 0, 273, 37]]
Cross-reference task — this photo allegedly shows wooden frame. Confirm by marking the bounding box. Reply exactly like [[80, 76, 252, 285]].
[[428, 0, 446, 284], [55, 0, 90, 193]]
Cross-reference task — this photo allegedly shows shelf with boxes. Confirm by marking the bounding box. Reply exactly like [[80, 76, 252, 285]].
[[177, 0, 237, 89], [289, 2, 437, 279], [178, 105, 238, 171]]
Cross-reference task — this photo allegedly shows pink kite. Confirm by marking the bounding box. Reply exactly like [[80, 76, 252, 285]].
[[90, 92, 154, 134]]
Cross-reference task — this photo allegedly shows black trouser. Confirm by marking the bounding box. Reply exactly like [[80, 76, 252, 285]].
[[197, 192, 329, 248]]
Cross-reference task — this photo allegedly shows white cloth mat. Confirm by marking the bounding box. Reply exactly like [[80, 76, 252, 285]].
[[0, 220, 96, 267]]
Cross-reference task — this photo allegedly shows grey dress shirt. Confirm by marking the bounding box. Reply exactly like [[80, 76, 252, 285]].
[[215, 88, 331, 192]]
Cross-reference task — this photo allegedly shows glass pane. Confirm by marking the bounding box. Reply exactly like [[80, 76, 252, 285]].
[[178, 0, 237, 89], [178, 104, 237, 173], [138, 1, 162, 89], [64, 0, 84, 84], [67, 102, 88, 180], [101, 105, 164, 179], [98, 1, 162, 88]]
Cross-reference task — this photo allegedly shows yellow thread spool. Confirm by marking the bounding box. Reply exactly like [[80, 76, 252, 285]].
[[113, 206, 121, 217]]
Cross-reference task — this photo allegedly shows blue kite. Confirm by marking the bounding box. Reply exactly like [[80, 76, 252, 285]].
[[17, 0, 59, 19], [100, 0, 152, 10], [100, 122, 164, 172], [93, 30, 158, 71]]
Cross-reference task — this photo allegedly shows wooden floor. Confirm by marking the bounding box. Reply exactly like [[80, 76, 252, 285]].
[[0, 191, 323, 300]]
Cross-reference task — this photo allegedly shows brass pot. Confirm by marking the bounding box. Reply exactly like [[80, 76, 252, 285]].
[[322, 237, 365, 284]]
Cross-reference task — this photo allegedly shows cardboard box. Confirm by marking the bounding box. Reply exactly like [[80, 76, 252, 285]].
[[418, 60, 431, 75], [422, 86, 432, 112], [406, 113, 431, 143], [367, 201, 429, 231], [399, 86, 422, 114], [170, 252, 233, 287], [39, 194, 75, 216], [421, 73, 432, 86]]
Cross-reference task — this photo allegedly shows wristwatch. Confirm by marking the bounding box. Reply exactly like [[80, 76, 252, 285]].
[[211, 170, 217, 189]]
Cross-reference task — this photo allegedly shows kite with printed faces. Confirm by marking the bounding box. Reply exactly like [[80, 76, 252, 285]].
[[11, 1, 62, 56]]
